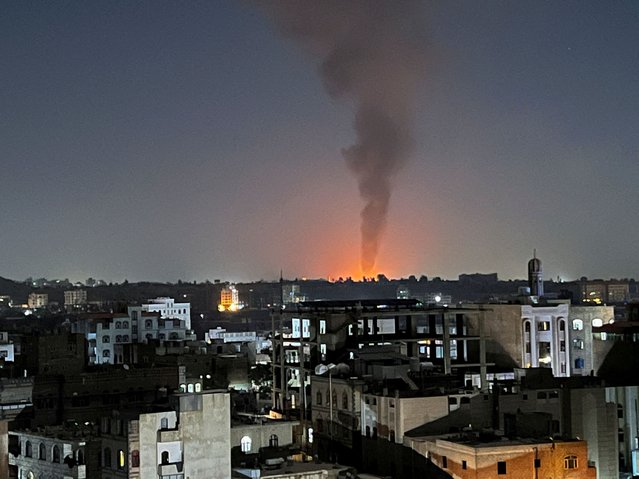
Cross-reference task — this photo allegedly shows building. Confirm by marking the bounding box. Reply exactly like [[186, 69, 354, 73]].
[[528, 252, 544, 298], [27, 293, 48, 309], [219, 285, 240, 312], [132, 389, 231, 479], [274, 300, 487, 418], [463, 302, 614, 378], [64, 289, 87, 308], [9, 426, 101, 479], [142, 297, 191, 330], [406, 434, 596, 479]]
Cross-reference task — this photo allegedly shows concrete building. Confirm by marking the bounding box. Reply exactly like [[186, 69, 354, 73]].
[[0, 331, 15, 363], [9, 426, 101, 479], [274, 300, 487, 417], [606, 385, 639, 475], [464, 302, 614, 378], [406, 434, 596, 479], [27, 293, 48, 309], [143, 297, 191, 330], [64, 289, 88, 308], [132, 390, 231, 479], [219, 285, 240, 312]]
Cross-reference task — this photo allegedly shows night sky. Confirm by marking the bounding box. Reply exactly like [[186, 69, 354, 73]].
[[2, 1, 639, 283]]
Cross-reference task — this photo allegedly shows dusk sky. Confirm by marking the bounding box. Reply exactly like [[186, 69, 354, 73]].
[[2, 1, 639, 284]]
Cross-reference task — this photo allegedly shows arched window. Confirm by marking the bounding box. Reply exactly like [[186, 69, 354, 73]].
[[77, 448, 85, 465], [160, 417, 168, 429], [342, 391, 348, 409], [390, 430, 396, 442], [25, 440, 32, 457], [524, 321, 531, 332], [102, 350, 110, 358], [592, 318, 603, 328], [559, 320, 566, 332], [145, 320, 153, 329], [102, 335, 110, 343], [118, 449, 125, 469], [123, 335, 130, 342], [39, 442, 46, 460], [241, 435, 252, 453], [131, 450, 139, 467], [332, 389, 337, 408], [104, 447, 112, 468], [52, 445, 61, 463], [572, 319, 583, 331], [316, 391, 322, 405], [161, 450, 170, 465], [269, 434, 279, 448], [115, 335, 122, 342], [115, 321, 122, 329], [564, 455, 577, 469]]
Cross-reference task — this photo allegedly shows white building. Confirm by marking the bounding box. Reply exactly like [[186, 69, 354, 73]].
[[143, 297, 191, 330]]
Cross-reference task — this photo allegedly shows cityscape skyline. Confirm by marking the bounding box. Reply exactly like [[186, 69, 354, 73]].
[[2, 1, 639, 284]]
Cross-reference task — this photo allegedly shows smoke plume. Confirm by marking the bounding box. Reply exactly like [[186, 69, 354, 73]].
[[260, 1, 427, 274]]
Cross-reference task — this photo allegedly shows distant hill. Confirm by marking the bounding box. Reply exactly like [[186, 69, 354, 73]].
[[0, 276, 30, 303]]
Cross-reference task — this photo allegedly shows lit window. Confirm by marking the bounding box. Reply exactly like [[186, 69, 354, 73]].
[[537, 321, 550, 331], [592, 318, 603, 328], [572, 319, 583, 331], [564, 455, 577, 469], [241, 435, 252, 453], [319, 320, 326, 334], [118, 449, 125, 469]]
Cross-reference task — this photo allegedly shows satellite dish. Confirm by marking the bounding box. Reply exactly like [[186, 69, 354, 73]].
[[315, 364, 329, 375]]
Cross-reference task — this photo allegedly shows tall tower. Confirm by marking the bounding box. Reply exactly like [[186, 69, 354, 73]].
[[528, 250, 543, 297]]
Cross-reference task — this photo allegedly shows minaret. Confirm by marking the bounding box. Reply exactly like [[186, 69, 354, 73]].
[[528, 250, 543, 297]]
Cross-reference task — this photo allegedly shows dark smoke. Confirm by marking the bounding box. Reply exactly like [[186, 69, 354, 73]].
[[260, 1, 427, 274]]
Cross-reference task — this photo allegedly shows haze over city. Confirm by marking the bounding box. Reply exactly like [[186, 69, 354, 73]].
[[2, 1, 639, 283]]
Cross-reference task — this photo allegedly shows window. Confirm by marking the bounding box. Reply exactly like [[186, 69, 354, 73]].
[[161, 450, 169, 465], [559, 320, 565, 331], [25, 440, 32, 457], [592, 318, 603, 328], [115, 321, 122, 329], [39, 442, 46, 460], [537, 321, 550, 331], [131, 450, 139, 467], [564, 455, 577, 469], [534, 458, 541, 468], [52, 445, 61, 463], [537, 392, 547, 399], [342, 391, 348, 409], [442, 456, 448, 468], [316, 391, 322, 405], [462, 460, 467, 470], [161, 417, 168, 429], [102, 336, 110, 343], [319, 320, 326, 334], [122, 321, 129, 328], [104, 447, 112, 468], [103, 350, 110, 358], [524, 321, 531, 332], [241, 435, 252, 453], [332, 389, 337, 408], [572, 319, 583, 331], [115, 335, 122, 342], [575, 358, 585, 369], [498, 461, 507, 474], [269, 434, 279, 448], [118, 449, 125, 469], [145, 320, 153, 329], [123, 335, 130, 342]]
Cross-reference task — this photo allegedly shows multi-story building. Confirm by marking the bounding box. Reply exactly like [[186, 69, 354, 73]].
[[27, 293, 48, 309], [142, 297, 191, 330], [9, 426, 101, 479], [64, 289, 88, 308], [219, 285, 240, 312], [407, 435, 596, 479], [463, 302, 614, 378], [274, 300, 488, 418]]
